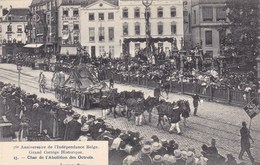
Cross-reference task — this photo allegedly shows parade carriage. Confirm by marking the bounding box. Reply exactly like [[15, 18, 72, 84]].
[[55, 64, 116, 110]]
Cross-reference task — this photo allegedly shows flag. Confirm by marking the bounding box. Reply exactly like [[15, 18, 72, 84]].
[[243, 98, 260, 119]]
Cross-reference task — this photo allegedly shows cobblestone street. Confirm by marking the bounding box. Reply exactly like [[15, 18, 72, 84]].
[[0, 64, 259, 164]]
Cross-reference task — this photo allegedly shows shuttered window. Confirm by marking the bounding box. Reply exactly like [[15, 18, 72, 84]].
[[202, 7, 213, 21]]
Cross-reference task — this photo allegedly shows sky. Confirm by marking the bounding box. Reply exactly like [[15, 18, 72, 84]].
[[0, 0, 32, 9]]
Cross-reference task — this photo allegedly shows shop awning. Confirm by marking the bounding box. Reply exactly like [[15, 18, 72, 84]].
[[60, 46, 78, 56], [23, 43, 44, 48]]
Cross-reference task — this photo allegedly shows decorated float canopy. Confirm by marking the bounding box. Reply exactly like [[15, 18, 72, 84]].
[[63, 64, 110, 93]]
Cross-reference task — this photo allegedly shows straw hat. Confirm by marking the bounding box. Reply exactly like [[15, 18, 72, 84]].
[[141, 145, 152, 154], [153, 155, 163, 163], [174, 150, 183, 160], [72, 113, 80, 119], [152, 142, 162, 151]]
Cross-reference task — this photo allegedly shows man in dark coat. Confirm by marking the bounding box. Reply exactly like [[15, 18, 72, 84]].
[[154, 84, 161, 102], [192, 94, 200, 116], [64, 113, 82, 141], [109, 141, 128, 165], [238, 121, 254, 164]]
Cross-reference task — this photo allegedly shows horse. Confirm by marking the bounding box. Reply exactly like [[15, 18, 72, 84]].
[[153, 100, 172, 130], [143, 96, 160, 122], [177, 100, 191, 126]]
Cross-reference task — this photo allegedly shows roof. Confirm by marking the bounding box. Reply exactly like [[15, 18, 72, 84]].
[[30, 0, 52, 6], [81, 0, 119, 7], [2, 8, 30, 22], [60, 0, 82, 5]]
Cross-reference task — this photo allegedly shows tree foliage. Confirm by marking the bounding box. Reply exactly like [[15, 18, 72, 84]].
[[223, 0, 259, 66]]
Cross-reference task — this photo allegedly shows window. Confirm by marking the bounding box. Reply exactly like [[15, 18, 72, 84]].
[[216, 7, 226, 21], [158, 22, 163, 35], [63, 9, 68, 17], [202, 7, 213, 21], [108, 12, 114, 20], [73, 23, 79, 30], [171, 22, 176, 34], [135, 22, 140, 35], [171, 7, 176, 17], [98, 13, 104, 20], [134, 8, 140, 18], [205, 31, 212, 45], [157, 7, 163, 18], [108, 27, 114, 41], [73, 9, 79, 16], [17, 25, 23, 33], [63, 24, 68, 30], [89, 13, 95, 21], [7, 25, 12, 32], [109, 46, 114, 57], [17, 33, 22, 43], [89, 27, 95, 42], [8, 16, 12, 21], [123, 22, 128, 36], [99, 46, 105, 56], [73, 34, 79, 44], [99, 27, 105, 41], [193, 10, 196, 24], [123, 8, 128, 18]]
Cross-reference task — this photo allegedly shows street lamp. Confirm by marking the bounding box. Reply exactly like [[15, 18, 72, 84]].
[[16, 60, 23, 88], [142, 0, 153, 63]]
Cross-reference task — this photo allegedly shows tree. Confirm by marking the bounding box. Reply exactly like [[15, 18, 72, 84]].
[[223, 0, 259, 69]]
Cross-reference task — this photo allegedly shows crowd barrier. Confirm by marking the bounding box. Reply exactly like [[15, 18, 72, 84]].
[[107, 71, 258, 107]]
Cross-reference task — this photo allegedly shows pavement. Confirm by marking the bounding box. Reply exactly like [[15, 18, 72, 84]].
[[0, 63, 259, 164]]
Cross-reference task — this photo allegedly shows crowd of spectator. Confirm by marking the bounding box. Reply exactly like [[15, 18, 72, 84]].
[[1, 81, 256, 165]]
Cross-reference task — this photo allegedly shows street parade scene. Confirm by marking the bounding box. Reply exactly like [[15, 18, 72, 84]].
[[0, 0, 260, 164]]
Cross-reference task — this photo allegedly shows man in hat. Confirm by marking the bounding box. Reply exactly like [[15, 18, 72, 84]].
[[100, 95, 109, 119], [238, 121, 255, 164], [174, 150, 185, 165], [154, 84, 161, 102], [135, 98, 144, 126], [192, 94, 200, 116], [169, 102, 182, 135], [64, 113, 82, 141], [150, 142, 163, 159], [153, 155, 163, 165], [140, 145, 153, 165]]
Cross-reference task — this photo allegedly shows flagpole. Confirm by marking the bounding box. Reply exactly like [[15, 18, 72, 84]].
[[249, 118, 252, 132]]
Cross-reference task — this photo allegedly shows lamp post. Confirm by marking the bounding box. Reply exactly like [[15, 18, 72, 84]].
[[179, 38, 186, 74], [16, 60, 23, 88], [142, 0, 153, 63]]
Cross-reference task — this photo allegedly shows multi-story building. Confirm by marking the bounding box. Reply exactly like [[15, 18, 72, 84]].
[[191, 0, 228, 57], [80, 0, 120, 58], [57, 0, 81, 56], [27, 0, 58, 53], [0, 8, 30, 56], [120, 0, 184, 56]]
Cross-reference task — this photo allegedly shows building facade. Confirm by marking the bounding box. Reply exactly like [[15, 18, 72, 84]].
[[191, 0, 228, 58], [27, 0, 58, 53], [119, 0, 184, 57], [57, 0, 81, 56], [0, 8, 30, 56], [80, 0, 120, 58]]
